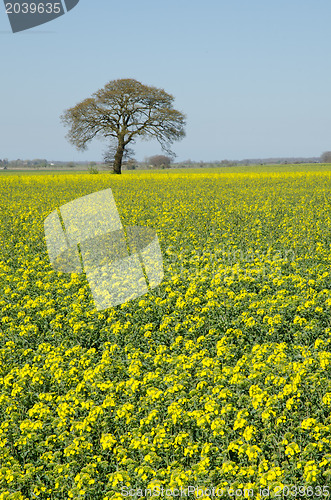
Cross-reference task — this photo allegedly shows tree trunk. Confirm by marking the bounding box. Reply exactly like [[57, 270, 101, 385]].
[[113, 140, 125, 174]]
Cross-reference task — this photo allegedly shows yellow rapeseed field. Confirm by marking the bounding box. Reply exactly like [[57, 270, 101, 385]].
[[1, 167, 331, 499]]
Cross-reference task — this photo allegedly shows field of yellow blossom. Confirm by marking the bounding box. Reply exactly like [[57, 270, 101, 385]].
[[1, 165, 331, 499]]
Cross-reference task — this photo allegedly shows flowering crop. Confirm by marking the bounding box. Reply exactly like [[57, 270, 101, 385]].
[[1, 168, 331, 499]]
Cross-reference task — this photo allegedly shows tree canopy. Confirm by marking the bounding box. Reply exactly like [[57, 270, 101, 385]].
[[61, 78, 186, 174]]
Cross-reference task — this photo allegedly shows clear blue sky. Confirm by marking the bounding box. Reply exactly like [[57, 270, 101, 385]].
[[1, 0, 331, 162]]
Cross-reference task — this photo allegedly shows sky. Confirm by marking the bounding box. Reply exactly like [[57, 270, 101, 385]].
[[1, 0, 331, 163]]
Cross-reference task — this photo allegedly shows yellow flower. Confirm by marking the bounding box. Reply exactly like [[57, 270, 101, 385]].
[[301, 418, 317, 429], [100, 433, 117, 450], [285, 442, 300, 456], [243, 425, 256, 442]]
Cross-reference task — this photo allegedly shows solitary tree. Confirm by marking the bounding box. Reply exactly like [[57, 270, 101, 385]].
[[61, 78, 186, 174]]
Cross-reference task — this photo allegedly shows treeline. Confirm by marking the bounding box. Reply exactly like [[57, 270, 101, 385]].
[[0, 159, 98, 169], [1, 158, 48, 168], [1, 153, 331, 171]]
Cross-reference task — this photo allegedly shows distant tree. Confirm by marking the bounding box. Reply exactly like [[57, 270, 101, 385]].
[[31, 159, 47, 168], [61, 78, 186, 175], [147, 155, 171, 169], [321, 151, 331, 163], [220, 160, 236, 167], [67, 162, 76, 168]]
